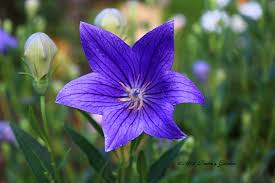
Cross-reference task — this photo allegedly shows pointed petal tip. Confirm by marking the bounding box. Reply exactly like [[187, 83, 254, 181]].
[[55, 96, 61, 104], [182, 133, 188, 139], [105, 147, 112, 152], [167, 19, 174, 25], [104, 131, 144, 152], [104, 143, 121, 152], [163, 19, 174, 29], [201, 97, 206, 106], [197, 92, 206, 106], [177, 130, 188, 140], [79, 21, 97, 34], [79, 21, 88, 28]]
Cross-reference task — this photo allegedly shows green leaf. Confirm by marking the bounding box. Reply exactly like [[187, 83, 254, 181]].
[[65, 125, 114, 183], [17, 72, 34, 79], [57, 148, 71, 171], [192, 171, 224, 183], [146, 140, 185, 183], [131, 134, 144, 153], [137, 150, 148, 183], [11, 123, 55, 183], [94, 162, 110, 183], [78, 109, 104, 138]]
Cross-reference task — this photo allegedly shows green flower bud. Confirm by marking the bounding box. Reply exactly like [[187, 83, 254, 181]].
[[25, 0, 40, 18], [24, 32, 57, 94], [94, 8, 126, 35], [24, 32, 57, 79], [3, 19, 13, 33]]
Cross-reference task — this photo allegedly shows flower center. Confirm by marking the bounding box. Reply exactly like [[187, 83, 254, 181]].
[[119, 83, 144, 110], [132, 88, 140, 97]]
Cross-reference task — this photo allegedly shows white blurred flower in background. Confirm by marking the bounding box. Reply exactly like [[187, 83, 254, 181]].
[[200, 10, 229, 33], [230, 14, 247, 33], [91, 114, 102, 125], [171, 14, 186, 31], [216, 0, 230, 9], [52, 80, 64, 93], [238, 1, 262, 20], [67, 63, 80, 79], [86, 114, 102, 133]]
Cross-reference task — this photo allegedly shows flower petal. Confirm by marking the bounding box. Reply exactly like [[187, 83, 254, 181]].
[[56, 73, 125, 114], [132, 21, 174, 87], [142, 101, 187, 139], [102, 107, 143, 152], [145, 71, 205, 105], [80, 22, 138, 87]]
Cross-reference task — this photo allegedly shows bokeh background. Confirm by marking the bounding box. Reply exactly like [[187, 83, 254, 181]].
[[0, 0, 274, 182]]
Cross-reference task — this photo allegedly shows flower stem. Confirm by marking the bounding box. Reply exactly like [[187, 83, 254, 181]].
[[40, 96, 61, 183], [120, 147, 126, 183]]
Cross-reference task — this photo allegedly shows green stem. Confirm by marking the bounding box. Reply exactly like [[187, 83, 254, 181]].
[[120, 147, 126, 183], [126, 143, 134, 183], [40, 96, 49, 137], [40, 96, 61, 183]]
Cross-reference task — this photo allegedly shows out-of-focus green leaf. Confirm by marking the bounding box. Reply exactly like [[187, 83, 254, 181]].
[[137, 150, 148, 183], [131, 134, 144, 153], [146, 140, 185, 183], [65, 125, 114, 183], [11, 123, 55, 183], [78, 109, 104, 137], [192, 171, 225, 183], [261, 148, 275, 175], [57, 148, 71, 171], [94, 162, 110, 183]]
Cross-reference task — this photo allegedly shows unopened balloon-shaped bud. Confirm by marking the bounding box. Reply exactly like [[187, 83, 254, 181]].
[[94, 8, 126, 35], [25, 0, 40, 18], [3, 19, 13, 33], [24, 32, 57, 94]]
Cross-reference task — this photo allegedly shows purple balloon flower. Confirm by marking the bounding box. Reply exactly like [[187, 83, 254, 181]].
[[0, 28, 18, 54], [192, 60, 210, 83], [56, 21, 205, 151], [0, 121, 15, 143]]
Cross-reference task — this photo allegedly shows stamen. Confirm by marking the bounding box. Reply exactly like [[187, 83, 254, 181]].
[[119, 97, 131, 102], [137, 99, 143, 110], [135, 74, 140, 87], [119, 82, 131, 92]]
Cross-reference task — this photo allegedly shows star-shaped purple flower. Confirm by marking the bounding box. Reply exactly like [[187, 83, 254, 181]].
[[56, 21, 205, 152]]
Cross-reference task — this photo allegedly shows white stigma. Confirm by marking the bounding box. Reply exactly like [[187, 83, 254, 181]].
[[119, 82, 147, 110]]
